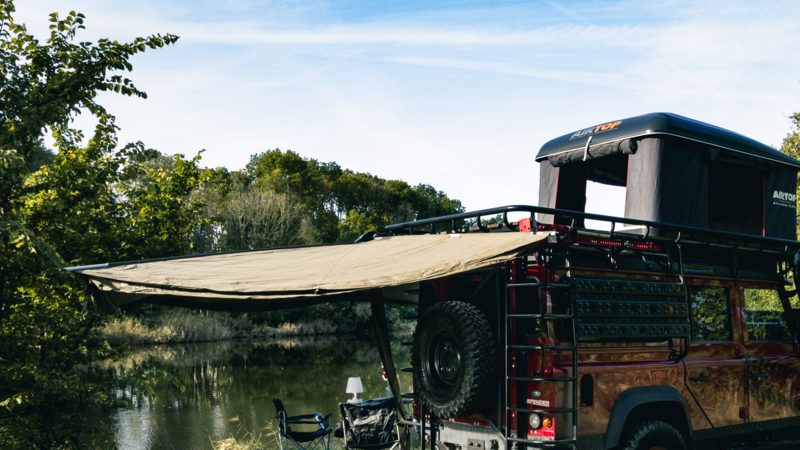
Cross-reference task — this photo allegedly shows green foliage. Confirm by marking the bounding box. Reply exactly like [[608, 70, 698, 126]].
[[743, 288, 799, 341], [689, 286, 732, 341], [26, 141, 56, 172], [781, 110, 800, 235], [0, 2, 201, 448], [0, 3, 457, 448], [245, 149, 465, 243], [780, 111, 800, 163]]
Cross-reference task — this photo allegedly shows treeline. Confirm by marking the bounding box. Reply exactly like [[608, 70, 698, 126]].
[[186, 148, 464, 251]]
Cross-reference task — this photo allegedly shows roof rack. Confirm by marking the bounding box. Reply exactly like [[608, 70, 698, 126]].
[[385, 205, 800, 254]]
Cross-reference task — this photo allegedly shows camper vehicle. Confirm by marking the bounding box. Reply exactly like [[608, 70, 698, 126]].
[[383, 113, 800, 450], [69, 113, 800, 450]]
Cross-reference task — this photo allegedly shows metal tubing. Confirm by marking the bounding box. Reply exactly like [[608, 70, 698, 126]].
[[506, 314, 573, 319], [507, 407, 576, 414], [384, 204, 800, 250], [507, 376, 577, 382]]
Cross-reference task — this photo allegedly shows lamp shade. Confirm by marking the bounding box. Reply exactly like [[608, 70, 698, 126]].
[[346, 377, 363, 394]]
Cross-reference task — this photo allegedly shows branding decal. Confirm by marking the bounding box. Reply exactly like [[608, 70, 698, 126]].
[[772, 190, 797, 209], [569, 120, 623, 140], [527, 399, 550, 407]]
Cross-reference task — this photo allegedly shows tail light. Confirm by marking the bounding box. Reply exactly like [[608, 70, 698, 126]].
[[528, 414, 555, 439]]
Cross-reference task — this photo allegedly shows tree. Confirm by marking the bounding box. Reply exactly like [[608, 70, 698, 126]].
[[245, 149, 465, 243], [221, 188, 313, 251], [781, 110, 800, 236], [0, 2, 204, 448]]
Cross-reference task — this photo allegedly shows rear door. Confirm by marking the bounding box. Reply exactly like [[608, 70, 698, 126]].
[[740, 283, 800, 423], [682, 282, 747, 428]]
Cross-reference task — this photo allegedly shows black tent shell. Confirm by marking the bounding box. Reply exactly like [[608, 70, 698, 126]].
[[535, 112, 800, 241], [536, 112, 800, 170]]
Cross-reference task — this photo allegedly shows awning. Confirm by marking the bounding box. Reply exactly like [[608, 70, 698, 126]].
[[70, 232, 551, 312]]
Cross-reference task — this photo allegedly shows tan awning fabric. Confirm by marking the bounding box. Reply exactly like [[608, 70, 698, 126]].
[[75, 232, 551, 311]]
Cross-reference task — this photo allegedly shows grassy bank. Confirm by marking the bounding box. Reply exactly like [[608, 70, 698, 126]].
[[102, 306, 413, 346], [211, 426, 350, 450], [103, 310, 237, 345]]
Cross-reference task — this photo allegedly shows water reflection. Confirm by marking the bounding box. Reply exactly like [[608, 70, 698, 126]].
[[96, 334, 413, 450]]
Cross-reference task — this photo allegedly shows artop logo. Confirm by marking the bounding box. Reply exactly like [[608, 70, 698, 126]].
[[773, 190, 797, 202], [569, 120, 623, 140]]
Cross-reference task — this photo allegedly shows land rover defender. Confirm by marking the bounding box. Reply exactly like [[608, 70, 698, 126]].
[[387, 113, 800, 450]]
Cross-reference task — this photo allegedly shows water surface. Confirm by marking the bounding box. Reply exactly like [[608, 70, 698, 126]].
[[94, 334, 413, 450]]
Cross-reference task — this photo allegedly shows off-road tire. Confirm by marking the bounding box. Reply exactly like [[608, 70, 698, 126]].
[[621, 421, 687, 450], [412, 301, 497, 418]]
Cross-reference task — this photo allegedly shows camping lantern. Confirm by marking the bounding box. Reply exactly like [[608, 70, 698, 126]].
[[346, 377, 363, 404]]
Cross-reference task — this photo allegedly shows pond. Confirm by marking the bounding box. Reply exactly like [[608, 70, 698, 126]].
[[93, 334, 413, 450]]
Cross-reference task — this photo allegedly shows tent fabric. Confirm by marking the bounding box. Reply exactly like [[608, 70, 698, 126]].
[[765, 167, 798, 241], [537, 163, 587, 226], [537, 163, 559, 225], [546, 138, 638, 167], [75, 232, 552, 311], [536, 132, 798, 240], [625, 136, 708, 229]]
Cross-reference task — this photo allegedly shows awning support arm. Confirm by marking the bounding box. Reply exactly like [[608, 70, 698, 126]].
[[370, 289, 408, 420]]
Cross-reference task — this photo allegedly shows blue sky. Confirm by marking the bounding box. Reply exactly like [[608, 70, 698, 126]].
[[16, 0, 800, 217]]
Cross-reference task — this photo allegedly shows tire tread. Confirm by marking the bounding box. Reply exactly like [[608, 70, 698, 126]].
[[412, 301, 498, 418]]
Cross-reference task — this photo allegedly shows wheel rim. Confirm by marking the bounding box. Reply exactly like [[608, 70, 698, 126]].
[[422, 330, 463, 396]]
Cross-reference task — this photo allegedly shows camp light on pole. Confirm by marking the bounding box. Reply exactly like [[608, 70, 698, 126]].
[[346, 377, 363, 404]]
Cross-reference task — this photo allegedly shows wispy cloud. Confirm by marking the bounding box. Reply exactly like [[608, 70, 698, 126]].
[[15, 0, 800, 210], [178, 23, 640, 47]]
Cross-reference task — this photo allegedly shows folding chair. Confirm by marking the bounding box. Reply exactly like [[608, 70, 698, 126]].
[[273, 397, 333, 450], [338, 397, 401, 450]]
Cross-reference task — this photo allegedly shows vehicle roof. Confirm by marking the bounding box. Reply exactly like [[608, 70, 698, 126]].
[[535, 112, 800, 170]]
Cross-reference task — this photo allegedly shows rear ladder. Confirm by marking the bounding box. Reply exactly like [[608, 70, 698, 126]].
[[504, 235, 690, 449], [505, 245, 578, 449]]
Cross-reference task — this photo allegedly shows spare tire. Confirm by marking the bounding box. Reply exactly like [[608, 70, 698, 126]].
[[412, 301, 498, 418]]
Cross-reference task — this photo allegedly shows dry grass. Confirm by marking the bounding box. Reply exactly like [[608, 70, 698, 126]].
[[251, 320, 337, 338], [102, 311, 345, 346], [102, 309, 236, 346], [210, 423, 346, 450], [211, 430, 271, 450], [210, 423, 280, 450]]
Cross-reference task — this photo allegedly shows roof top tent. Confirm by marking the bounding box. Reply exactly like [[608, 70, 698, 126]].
[[536, 112, 800, 240]]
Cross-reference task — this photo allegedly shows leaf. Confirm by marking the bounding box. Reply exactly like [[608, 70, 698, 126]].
[[4, 220, 68, 269], [0, 148, 25, 169]]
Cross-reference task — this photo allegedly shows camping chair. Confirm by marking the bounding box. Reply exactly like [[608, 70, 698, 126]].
[[274, 397, 333, 450], [338, 397, 401, 450]]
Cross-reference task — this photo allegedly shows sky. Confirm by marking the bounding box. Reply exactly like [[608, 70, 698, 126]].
[[15, 0, 800, 218]]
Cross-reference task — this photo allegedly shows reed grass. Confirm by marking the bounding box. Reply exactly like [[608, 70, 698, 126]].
[[102, 311, 354, 346], [251, 320, 337, 338], [102, 309, 236, 345]]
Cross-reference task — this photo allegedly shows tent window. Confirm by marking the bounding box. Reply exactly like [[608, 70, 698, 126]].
[[553, 154, 628, 228], [585, 181, 626, 230], [708, 161, 763, 235]]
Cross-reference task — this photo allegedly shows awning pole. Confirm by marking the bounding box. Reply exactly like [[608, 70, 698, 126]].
[[370, 289, 407, 420]]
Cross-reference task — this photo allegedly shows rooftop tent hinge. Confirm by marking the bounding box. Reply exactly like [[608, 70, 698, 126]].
[[582, 135, 593, 161]]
